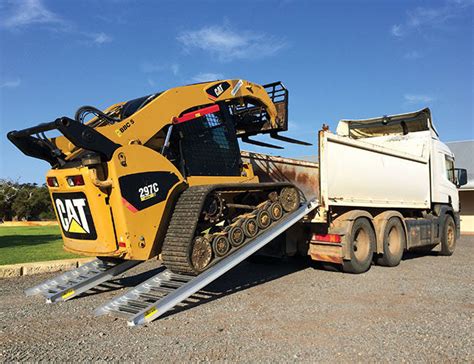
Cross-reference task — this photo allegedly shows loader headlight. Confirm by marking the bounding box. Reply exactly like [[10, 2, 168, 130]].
[[66, 175, 85, 187]]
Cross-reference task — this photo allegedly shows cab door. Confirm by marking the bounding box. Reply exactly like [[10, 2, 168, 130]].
[[431, 140, 459, 211], [172, 103, 250, 186]]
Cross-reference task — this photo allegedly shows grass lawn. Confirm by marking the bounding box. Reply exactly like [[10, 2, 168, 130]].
[[0, 226, 81, 265]]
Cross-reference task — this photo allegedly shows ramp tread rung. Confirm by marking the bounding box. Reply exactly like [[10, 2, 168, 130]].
[[149, 286, 175, 293], [139, 293, 164, 301], [118, 305, 141, 314], [126, 300, 150, 309]]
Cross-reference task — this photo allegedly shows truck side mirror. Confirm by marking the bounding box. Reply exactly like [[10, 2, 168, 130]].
[[455, 168, 468, 187]]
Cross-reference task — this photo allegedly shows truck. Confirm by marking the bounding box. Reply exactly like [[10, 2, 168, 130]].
[[245, 108, 468, 273], [7, 80, 467, 326]]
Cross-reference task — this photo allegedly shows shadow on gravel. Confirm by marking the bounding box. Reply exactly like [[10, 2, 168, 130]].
[[401, 250, 438, 261], [305, 249, 441, 274], [72, 257, 309, 308], [73, 249, 442, 305], [74, 266, 168, 299], [160, 256, 309, 319]]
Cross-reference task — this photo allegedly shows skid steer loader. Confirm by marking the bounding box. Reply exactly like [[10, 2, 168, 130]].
[[8, 79, 310, 276]]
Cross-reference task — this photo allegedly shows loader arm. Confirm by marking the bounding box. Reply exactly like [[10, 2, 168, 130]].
[[88, 79, 285, 149], [12, 80, 287, 165]]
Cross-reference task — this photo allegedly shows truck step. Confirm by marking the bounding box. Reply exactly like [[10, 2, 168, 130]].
[[95, 199, 318, 326], [25, 258, 141, 303]]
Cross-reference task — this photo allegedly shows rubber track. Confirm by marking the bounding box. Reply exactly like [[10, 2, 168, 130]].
[[162, 182, 295, 275], [162, 185, 214, 275]]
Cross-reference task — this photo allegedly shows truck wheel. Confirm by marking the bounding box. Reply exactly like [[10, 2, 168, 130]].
[[375, 217, 405, 267], [440, 215, 456, 256], [342, 218, 375, 274]]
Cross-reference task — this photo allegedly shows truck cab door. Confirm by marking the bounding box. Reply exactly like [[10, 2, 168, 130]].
[[431, 140, 460, 212]]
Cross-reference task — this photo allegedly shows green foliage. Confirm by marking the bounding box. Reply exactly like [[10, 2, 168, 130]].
[[0, 179, 54, 221], [0, 180, 19, 220]]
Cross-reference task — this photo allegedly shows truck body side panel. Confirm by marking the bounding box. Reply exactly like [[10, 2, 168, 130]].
[[320, 132, 431, 209]]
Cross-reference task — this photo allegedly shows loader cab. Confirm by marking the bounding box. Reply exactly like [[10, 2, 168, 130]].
[[169, 103, 242, 178]]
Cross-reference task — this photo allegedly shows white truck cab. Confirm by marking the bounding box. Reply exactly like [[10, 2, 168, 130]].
[[432, 139, 459, 211]]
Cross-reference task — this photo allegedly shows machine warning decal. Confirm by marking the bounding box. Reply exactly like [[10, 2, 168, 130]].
[[144, 307, 158, 319], [205, 81, 230, 100], [52, 192, 97, 240], [119, 171, 180, 212], [231, 79, 243, 96], [62, 289, 76, 300]]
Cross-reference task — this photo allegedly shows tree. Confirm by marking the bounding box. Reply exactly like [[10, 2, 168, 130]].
[[32, 186, 55, 220], [0, 179, 20, 221], [0, 180, 55, 221], [11, 184, 54, 221]]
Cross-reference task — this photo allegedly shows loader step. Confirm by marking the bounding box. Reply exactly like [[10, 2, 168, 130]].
[[25, 258, 141, 303], [95, 199, 317, 326]]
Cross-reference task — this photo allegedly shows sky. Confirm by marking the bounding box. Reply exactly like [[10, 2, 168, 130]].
[[0, 0, 473, 184]]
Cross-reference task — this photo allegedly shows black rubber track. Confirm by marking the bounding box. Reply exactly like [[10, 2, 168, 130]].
[[161, 182, 296, 275], [162, 185, 213, 275]]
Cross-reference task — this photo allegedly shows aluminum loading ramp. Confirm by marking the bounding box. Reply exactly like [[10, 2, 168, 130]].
[[25, 258, 141, 303], [95, 199, 318, 326]]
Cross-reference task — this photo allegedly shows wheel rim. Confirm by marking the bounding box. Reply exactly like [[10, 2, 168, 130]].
[[229, 226, 245, 247], [243, 218, 258, 238], [353, 228, 370, 261], [387, 226, 401, 255], [280, 187, 299, 212], [257, 210, 271, 229], [447, 223, 455, 249], [191, 236, 212, 271], [269, 202, 283, 220], [213, 235, 230, 257]]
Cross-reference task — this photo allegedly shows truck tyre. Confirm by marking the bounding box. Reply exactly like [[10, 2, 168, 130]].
[[440, 215, 456, 256], [375, 217, 405, 267], [342, 218, 375, 274]]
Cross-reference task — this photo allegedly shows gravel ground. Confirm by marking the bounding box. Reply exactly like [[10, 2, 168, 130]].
[[1, 236, 473, 362]]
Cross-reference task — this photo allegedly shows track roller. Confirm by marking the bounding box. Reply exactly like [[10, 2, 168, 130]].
[[257, 209, 272, 229], [228, 225, 245, 247], [212, 235, 231, 257], [243, 217, 259, 238], [269, 202, 283, 221]]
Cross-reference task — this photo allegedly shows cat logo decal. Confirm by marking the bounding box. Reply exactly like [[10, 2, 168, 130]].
[[53, 193, 97, 239]]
